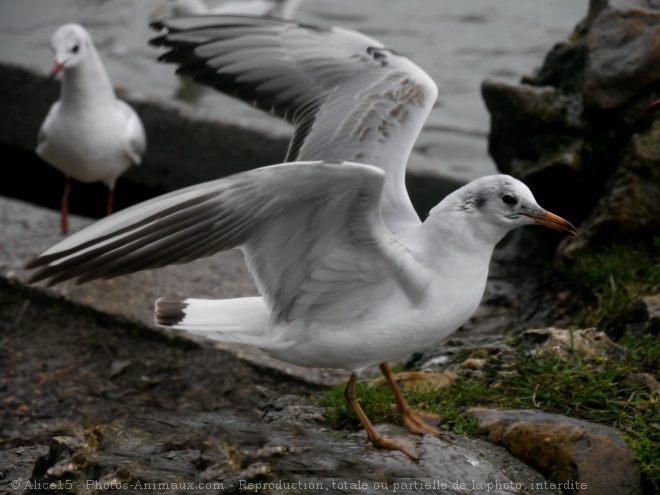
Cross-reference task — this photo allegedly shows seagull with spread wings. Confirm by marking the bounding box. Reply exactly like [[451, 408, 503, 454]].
[[26, 16, 577, 460]]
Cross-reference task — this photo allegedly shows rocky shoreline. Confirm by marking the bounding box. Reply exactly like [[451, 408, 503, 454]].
[[1, 269, 654, 494]]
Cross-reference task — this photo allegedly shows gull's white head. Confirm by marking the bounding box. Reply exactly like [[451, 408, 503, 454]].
[[49, 24, 94, 77], [432, 175, 577, 245]]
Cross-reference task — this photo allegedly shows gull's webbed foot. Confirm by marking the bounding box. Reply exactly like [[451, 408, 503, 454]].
[[379, 361, 444, 438], [397, 405, 443, 437], [345, 372, 420, 461], [364, 429, 419, 461]]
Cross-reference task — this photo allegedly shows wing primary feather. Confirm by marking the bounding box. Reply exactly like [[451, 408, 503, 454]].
[[26, 162, 423, 328], [28, 197, 221, 284], [74, 215, 222, 283], [25, 191, 218, 270]]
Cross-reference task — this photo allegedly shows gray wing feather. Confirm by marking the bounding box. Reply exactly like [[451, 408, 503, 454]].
[[26, 161, 426, 322], [149, 15, 438, 232]]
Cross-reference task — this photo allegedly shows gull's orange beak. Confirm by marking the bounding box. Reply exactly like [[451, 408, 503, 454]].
[[522, 210, 578, 236]]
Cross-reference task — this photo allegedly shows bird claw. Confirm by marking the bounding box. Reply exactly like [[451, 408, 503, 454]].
[[366, 432, 419, 461], [397, 406, 443, 437]]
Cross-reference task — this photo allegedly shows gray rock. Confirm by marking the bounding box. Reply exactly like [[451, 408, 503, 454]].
[[483, 0, 660, 259], [467, 408, 644, 495], [584, 1, 660, 110], [409, 328, 627, 376], [406, 336, 501, 371], [0, 446, 49, 493], [482, 79, 585, 179], [516, 327, 627, 362], [558, 116, 660, 256], [521, 35, 587, 95]]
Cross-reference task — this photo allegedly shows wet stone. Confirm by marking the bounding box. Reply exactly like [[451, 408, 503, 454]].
[[467, 408, 644, 495]]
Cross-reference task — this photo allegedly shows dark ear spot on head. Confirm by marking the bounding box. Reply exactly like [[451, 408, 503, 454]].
[[475, 195, 487, 209]]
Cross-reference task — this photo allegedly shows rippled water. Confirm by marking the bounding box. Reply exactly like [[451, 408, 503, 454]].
[[0, 0, 588, 180]]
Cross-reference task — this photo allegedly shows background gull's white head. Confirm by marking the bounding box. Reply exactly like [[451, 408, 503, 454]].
[[49, 23, 94, 77]]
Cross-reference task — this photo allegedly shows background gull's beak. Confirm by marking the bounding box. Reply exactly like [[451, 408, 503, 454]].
[[49, 62, 65, 80], [522, 210, 578, 236]]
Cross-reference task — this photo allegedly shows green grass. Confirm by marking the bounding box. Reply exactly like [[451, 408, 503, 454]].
[[556, 236, 660, 328]]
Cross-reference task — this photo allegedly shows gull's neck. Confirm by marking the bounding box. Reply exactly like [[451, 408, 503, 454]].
[[426, 186, 510, 245], [412, 192, 508, 273], [394, 194, 504, 329], [59, 49, 116, 110]]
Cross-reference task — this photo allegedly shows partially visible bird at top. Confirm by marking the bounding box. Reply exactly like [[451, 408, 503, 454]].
[[36, 23, 147, 235], [157, 0, 305, 18]]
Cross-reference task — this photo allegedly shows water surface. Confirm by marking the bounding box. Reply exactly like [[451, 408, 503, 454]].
[[0, 0, 589, 180]]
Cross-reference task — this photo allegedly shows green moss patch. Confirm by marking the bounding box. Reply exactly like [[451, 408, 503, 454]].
[[556, 236, 660, 328], [320, 337, 658, 487]]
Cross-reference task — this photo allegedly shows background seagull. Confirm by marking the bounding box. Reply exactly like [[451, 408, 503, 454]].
[[26, 16, 577, 459], [36, 23, 147, 234]]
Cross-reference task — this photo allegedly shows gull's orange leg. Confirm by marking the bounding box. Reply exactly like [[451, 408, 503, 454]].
[[344, 373, 419, 460], [106, 187, 115, 216], [61, 176, 71, 235], [379, 361, 443, 437]]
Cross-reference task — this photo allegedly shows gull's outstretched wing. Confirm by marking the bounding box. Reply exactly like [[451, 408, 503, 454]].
[[26, 161, 427, 323], [149, 15, 438, 232]]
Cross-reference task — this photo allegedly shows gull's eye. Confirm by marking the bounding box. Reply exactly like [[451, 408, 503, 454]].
[[502, 194, 517, 205], [72, 44, 79, 54]]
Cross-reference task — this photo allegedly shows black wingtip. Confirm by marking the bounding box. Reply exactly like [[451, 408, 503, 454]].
[[23, 261, 50, 286], [149, 35, 167, 48], [149, 19, 166, 31], [23, 257, 40, 271], [155, 297, 188, 327]]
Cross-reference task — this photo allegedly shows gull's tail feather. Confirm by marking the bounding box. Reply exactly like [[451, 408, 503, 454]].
[[156, 297, 188, 326], [155, 296, 291, 349], [156, 296, 266, 332]]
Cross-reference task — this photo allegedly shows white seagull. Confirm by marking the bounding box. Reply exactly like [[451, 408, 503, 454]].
[[26, 16, 577, 460], [37, 23, 147, 235]]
